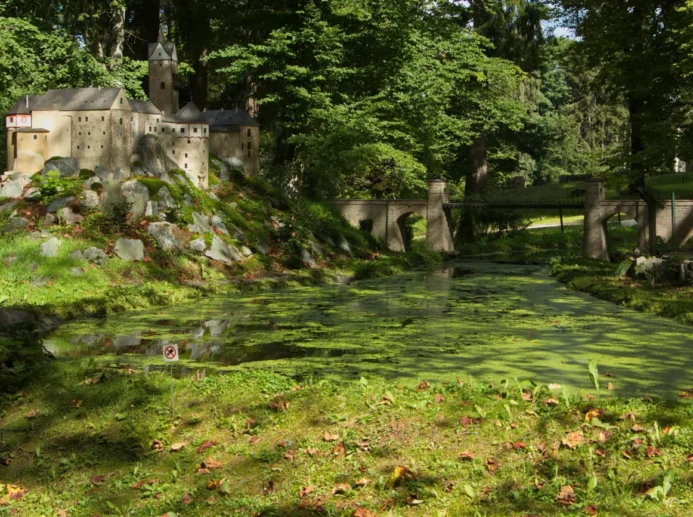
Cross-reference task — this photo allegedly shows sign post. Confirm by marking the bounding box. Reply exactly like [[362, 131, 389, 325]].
[[163, 344, 179, 415]]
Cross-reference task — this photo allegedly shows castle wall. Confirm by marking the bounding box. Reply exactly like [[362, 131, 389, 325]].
[[210, 126, 260, 174], [31, 111, 71, 159], [14, 131, 48, 174], [109, 109, 132, 170], [175, 135, 208, 188], [6, 129, 15, 171]]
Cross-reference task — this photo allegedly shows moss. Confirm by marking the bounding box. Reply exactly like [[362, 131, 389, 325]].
[[79, 169, 94, 178], [208, 172, 220, 187], [136, 178, 167, 196]]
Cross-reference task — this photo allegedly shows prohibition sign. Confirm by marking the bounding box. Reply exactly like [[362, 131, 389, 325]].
[[163, 344, 179, 362]]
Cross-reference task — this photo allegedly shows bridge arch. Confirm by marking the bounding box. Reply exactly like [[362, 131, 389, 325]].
[[330, 180, 454, 252]]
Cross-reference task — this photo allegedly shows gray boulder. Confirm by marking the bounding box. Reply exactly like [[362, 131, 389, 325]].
[[42, 158, 79, 178], [100, 182, 125, 215], [59, 207, 84, 225], [148, 222, 185, 251], [121, 180, 150, 220], [84, 176, 103, 190], [223, 157, 245, 171], [205, 235, 242, 264], [114, 238, 144, 262], [234, 230, 246, 242], [44, 213, 56, 226], [158, 187, 177, 210], [84, 247, 108, 265], [145, 201, 159, 218], [6, 217, 30, 232], [211, 214, 229, 235], [255, 242, 269, 255], [301, 248, 317, 268], [80, 190, 100, 209], [94, 165, 130, 184], [0, 309, 35, 327], [309, 240, 324, 256], [23, 187, 41, 201], [70, 250, 84, 260], [0, 179, 26, 199], [40, 237, 61, 257], [241, 245, 253, 257], [0, 200, 18, 213], [188, 212, 213, 234], [338, 236, 351, 255], [137, 134, 168, 178], [190, 238, 207, 253], [70, 267, 84, 277], [46, 196, 74, 213]]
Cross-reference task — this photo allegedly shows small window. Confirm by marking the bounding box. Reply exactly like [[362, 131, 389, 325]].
[[103, 132, 106, 136], [101, 116, 105, 122], [185, 163, 188, 169], [248, 149, 251, 157], [247, 128, 251, 137], [172, 150, 175, 155], [88, 132, 91, 136], [33, 134, 37, 140], [101, 145, 104, 149], [185, 153, 188, 158], [194, 128, 198, 133], [77, 145, 80, 149], [79, 132, 82, 136], [203, 128, 207, 134], [79, 117, 82, 122], [87, 145, 90, 149], [180, 128, 185, 134], [241, 143, 245, 150], [9, 117, 13, 123], [248, 141, 251, 148], [187, 139, 191, 144], [149, 126, 152, 132], [120, 118, 123, 125], [44, 136, 47, 140], [157, 118, 160, 123], [120, 98, 123, 104], [161, 82, 166, 90], [85, 117, 88, 122]]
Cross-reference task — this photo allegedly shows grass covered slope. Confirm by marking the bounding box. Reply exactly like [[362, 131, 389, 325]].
[[0, 167, 427, 319], [2, 362, 693, 516]]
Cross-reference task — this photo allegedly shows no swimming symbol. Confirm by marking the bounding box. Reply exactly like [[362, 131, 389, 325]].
[[163, 344, 179, 362]]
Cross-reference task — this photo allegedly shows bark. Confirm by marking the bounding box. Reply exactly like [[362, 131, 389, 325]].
[[192, 48, 209, 109], [111, 6, 126, 60], [628, 96, 646, 192], [245, 75, 259, 117], [456, 135, 488, 244]]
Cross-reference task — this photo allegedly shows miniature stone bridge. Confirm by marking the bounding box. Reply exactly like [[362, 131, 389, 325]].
[[332, 178, 693, 260]]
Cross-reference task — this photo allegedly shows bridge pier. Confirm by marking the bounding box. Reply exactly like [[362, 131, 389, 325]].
[[426, 180, 454, 253]]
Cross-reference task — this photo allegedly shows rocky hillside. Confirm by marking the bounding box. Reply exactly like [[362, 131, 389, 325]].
[[0, 156, 382, 321]]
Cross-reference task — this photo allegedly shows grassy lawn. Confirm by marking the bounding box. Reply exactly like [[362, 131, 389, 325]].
[[646, 173, 693, 199], [2, 358, 693, 516]]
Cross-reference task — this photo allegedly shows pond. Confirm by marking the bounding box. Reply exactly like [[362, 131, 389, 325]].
[[45, 261, 693, 396]]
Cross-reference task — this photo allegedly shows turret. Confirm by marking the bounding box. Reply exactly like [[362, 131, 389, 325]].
[[148, 34, 179, 115]]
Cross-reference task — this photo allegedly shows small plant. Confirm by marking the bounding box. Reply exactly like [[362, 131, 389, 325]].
[[588, 359, 600, 397], [647, 471, 675, 502]]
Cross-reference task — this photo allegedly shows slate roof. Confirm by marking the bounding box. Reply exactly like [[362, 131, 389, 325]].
[[148, 34, 178, 62], [32, 88, 122, 112], [203, 108, 260, 129], [162, 102, 208, 124], [7, 95, 43, 115], [129, 99, 162, 115], [15, 128, 49, 133]]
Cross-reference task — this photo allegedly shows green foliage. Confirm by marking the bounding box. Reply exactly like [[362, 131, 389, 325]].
[[588, 359, 600, 397], [0, 322, 43, 391], [39, 175, 83, 205]]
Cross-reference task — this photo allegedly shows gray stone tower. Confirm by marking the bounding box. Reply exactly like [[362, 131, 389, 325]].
[[148, 34, 179, 115]]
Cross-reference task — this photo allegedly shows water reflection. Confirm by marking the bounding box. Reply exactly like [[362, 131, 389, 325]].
[[46, 261, 693, 396]]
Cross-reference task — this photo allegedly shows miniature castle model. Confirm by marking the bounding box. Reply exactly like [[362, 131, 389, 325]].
[[4, 35, 260, 188]]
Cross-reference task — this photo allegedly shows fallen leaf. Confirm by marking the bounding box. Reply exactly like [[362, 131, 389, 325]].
[[485, 457, 497, 472], [332, 443, 345, 457], [306, 448, 319, 457], [405, 494, 423, 506], [284, 450, 296, 461], [459, 450, 474, 461], [513, 442, 526, 450], [249, 437, 261, 446], [355, 478, 368, 487], [459, 415, 479, 427], [584, 408, 602, 422], [25, 409, 40, 419], [584, 505, 598, 515], [170, 442, 185, 452], [151, 440, 163, 451], [631, 424, 645, 433], [594, 449, 605, 457], [544, 398, 559, 406], [57, 510, 68, 517], [353, 439, 370, 451], [607, 382, 615, 390], [645, 446, 660, 458], [521, 391, 533, 402], [201, 457, 222, 469], [182, 493, 194, 505], [196, 440, 217, 454], [434, 393, 445, 404], [323, 431, 340, 442], [548, 383, 562, 390], [70, 399, 83, 409], [268, 395, 289, 411], [299, 486, 313, 499], [386, 465, 411, 489], [445, 481, 455, 492], [352, 508, 374, 517], [207, 480, 221, 491], [262, 480, 275, 495], [562, 431, 584, 450], [556, 485, 575, 505], [7, 485, 26, 501], [622, 450, 632, 459], [416, 381, 429, 391], [90, 475, 105, 485], [332, 483, 351, 495], [620, 412, 637, 423]]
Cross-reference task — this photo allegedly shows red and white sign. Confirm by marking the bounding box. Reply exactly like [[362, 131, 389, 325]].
[[163, 344, 179, 362]]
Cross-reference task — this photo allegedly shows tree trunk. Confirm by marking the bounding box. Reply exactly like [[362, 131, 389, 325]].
[[192, 48, 208, 109], [245, 75, 259, 117], [628, 96, 646, 191], [111, 6, 126, 59], [456, 134, 488, 244]]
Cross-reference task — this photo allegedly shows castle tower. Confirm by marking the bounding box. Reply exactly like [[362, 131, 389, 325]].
[[148, 34, 179, 115]]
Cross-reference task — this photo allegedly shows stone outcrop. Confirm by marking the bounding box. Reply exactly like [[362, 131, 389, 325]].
[[84, 247, 109, 265], [148, 222, 185, 251], [59, 207, 84, 225], [205, 235, 241, 264], [40, 238, 61, 257], [121, 180, 150, 219], [80, 190, 100, 209], [137, 134, 168, 178], [188, 212, 213, 233], [114, 238, 145, 261], [42, 158, 79, 177], [46, 196, 74, 213]]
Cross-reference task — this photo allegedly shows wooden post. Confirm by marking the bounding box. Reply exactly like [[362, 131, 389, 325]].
[[559, 207, 564, 234]]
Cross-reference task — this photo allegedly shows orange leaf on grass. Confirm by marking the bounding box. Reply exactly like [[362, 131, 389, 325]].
[[196, 440, 217, 454], [323, 431, 340, 442], [556, 485, 576, 505]]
